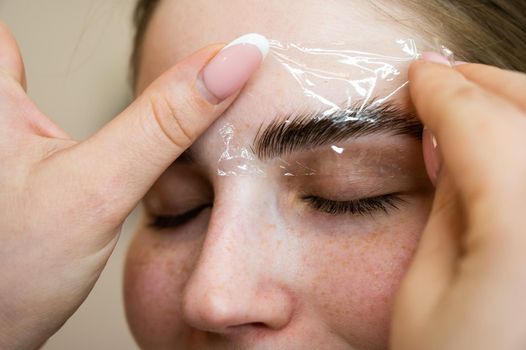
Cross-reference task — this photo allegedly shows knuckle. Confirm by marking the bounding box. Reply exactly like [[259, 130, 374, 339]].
[[433, 85, 490, 135], [147, 91, 196, 151], [452, 84, 480, 101], [76, 176, 123, 227], [0, 75, 24, 105], [38, 153, 123, 228], [504, 77, 526, 98]]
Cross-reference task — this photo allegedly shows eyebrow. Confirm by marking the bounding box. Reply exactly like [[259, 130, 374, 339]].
[[253, 101, 422, 160]]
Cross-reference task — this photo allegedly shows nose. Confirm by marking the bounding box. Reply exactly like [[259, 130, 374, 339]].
[[181, 195, 294, 334]]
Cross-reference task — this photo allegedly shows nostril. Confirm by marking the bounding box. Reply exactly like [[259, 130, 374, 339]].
[[229, 322, 268, 330], [182, 287, 292, 334], [224, 322, 272, 335], [249, 322, 267, 328], [181, 288, 248, 333], [180, 231, 295, 335]]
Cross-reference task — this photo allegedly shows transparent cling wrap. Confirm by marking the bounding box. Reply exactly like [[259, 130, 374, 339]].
[[216, 38, 454, 178]]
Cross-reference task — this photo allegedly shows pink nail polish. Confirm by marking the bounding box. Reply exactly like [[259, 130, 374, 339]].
[[199, 33, 269, 104], [421, 52, 451, 67], [423, 128, 442, 186]]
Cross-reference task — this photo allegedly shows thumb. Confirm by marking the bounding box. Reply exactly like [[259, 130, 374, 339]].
[[59, 33, 269, 221]]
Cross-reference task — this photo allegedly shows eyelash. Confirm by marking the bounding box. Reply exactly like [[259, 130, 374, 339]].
[[302, 194, 405, 216], [149, 204, 211, 229], [148, 194, 404, 230]]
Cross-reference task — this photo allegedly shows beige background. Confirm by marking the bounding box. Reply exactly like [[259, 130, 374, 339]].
[[0, 0, 140, 349]]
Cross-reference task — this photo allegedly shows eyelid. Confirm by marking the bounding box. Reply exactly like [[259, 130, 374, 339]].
[[302, 193, 406, 216], [148, 204, 212, 229], [144, 163, 213, 215], [272, 136, 425, 179]]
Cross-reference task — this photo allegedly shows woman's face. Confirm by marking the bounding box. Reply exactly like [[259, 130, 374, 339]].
[[125, 0, 434, 349]]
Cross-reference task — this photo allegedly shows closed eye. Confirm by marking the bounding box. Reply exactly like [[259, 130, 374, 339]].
[[302, 194, 405, 216], [148, 204, 212, 229]]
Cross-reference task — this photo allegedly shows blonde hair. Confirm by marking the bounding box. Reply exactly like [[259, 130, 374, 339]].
[[371, 0, 526, 71]]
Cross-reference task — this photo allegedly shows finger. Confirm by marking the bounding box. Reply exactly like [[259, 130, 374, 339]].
[[393, 172, 462, 326], [59, 34, 269, 223], [409, 60, 526, 205], [0, 22, 68, 140], [0, 76, 70, 141], [456, 63, 526, 111], [422, 128, 440, 185], [0, 21, 27, 90]]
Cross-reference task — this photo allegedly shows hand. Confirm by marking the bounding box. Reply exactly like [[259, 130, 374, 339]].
[[0, 23, 264, 349], [391, 55, 526, 350]]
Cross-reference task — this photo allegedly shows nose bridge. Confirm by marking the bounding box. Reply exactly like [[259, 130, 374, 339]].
[[202, 178, 269, 273], [181, 179, 293, 332], [201, 177, 277, 273], [191, 202, 260, 288]]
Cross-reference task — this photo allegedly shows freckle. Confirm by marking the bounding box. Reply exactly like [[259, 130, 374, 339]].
[[151, 238, 166, 251]]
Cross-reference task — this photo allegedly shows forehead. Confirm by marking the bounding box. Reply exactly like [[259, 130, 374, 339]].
[[138, 0, 423, 156], [139, 0, 420, 84]]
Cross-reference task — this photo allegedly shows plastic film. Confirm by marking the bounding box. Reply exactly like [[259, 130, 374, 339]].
[[216, 38, 433, 177]]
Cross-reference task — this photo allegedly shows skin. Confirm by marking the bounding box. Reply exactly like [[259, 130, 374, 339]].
[[0, 23, 242, 350], [0, 1, 525, 350], [392, 60, 526, 350], [126, 1, 433, 349]]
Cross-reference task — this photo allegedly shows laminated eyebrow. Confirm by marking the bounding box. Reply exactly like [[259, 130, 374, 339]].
[[252, 100, 423, 160]]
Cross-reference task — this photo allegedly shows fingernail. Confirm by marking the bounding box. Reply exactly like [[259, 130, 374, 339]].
[[423, 128, 442, 186], [421, 52, 451, 67], [454, 61, 469, 66], [198, 33, 269, 104]]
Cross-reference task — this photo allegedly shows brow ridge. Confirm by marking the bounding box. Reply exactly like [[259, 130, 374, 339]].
[[253, 101, 422, 160]]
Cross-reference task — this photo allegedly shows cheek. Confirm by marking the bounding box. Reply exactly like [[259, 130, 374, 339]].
[[123, 229, 201, 348], [301, 205, 429, 349]]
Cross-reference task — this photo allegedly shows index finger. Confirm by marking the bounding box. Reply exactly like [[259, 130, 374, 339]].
[[0, 22, 26, 90], [456, 63, 526, 111], [409, 59, 526, 205]]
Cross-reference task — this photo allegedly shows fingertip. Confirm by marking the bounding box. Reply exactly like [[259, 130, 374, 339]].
[[422, 128, 442, 186], [0, 21, 10, 34], [421, 52, 452, 66], [83, 39, 268, 211], [408, 59, 422, 82], [0, 21, 27, 91], [409, 57, 466, 100], [411, 52, 457, 74], [408, 60, 436, 102], [453, 62, 499, 76], [410, 57, 446, 74], [199, 33, 269, 104], [408, 59, 439, 83]]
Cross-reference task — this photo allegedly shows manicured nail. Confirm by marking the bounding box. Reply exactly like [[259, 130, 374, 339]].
[[198, 33, 269, 104], [423, 128, 442, 186], [421, 52, 451, 67]]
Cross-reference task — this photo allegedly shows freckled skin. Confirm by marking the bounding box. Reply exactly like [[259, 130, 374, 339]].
[[125, 0, 434, 349], [126, 206, 429, 349]]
